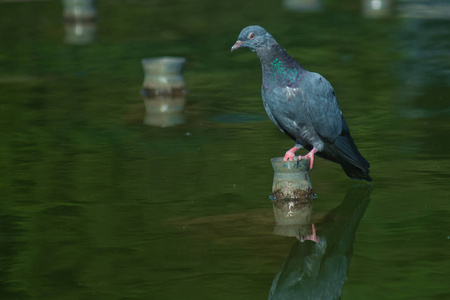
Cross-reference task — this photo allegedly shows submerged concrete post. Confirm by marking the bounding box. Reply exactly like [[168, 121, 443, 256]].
[[271, 157, 315, 237], [62, 0, 97, 44], [273, 199, 313, 237], [270, 157, 313, 199], [141, 57, 186, 94], [62, 0, 97, 21], [141, 57, 186, 127]]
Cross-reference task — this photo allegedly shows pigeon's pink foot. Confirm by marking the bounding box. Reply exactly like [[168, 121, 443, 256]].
[[298, 224, 320, 243], [283, 146, 300, 161], [298, 147, 318, 169]]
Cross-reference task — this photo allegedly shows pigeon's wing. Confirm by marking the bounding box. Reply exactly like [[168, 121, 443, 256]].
[[303, 73, 371, 180], [304, 73, 343, 142]]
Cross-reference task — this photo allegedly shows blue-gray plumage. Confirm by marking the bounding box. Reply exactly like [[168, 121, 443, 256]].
[[231, 25, 372, 181]]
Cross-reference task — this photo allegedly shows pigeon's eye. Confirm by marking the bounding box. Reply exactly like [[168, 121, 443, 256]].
[[248, 32, 255, 39]]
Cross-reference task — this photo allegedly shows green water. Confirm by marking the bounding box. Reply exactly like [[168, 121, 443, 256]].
[[1, 1, 449, 299]]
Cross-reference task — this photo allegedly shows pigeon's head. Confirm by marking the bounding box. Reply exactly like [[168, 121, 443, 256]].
[[231, 25, 274, 53]]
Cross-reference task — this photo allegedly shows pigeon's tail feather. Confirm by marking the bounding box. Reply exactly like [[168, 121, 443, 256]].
[[331, 135, 372, 182], [338, 157, 373, 182]]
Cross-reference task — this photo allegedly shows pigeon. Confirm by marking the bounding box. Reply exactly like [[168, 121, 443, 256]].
[[231, 25, 372, 181]]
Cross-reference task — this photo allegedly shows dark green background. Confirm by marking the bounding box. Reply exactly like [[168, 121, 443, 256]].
[[0, 0, 449, 299]]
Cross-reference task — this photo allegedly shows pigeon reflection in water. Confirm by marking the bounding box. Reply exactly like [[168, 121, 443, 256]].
[[269, 185, 372, 299]]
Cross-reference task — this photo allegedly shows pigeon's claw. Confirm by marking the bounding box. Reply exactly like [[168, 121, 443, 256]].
[[298, 224, 320, 243], [283, 146, 300, 161], [298, 147, 318, 169]]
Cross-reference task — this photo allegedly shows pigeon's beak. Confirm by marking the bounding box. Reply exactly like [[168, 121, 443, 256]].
[[231, 40, 244, 52]]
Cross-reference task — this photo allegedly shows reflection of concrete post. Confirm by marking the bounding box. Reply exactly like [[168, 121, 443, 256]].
[[270, 157, 313, 199], [362, 0, 392, 18], [141, 57, 187, 127], [64, 21, 96, 44], [273, 199, 312, 237], [143, 96, 186, 127]]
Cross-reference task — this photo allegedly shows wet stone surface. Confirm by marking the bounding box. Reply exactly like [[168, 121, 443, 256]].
[[270, 188, 314, 201], [140, 87, 187, 98]]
